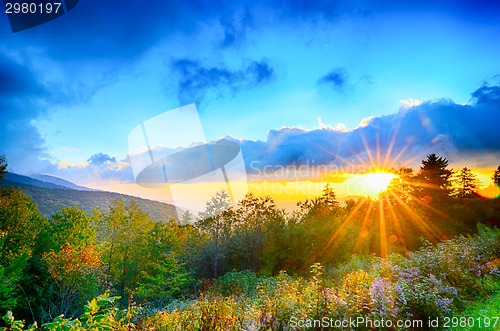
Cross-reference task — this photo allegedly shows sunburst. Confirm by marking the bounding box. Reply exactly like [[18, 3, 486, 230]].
[[317, 122, 451, 260]]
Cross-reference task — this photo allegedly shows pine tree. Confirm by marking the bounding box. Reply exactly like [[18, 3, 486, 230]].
[[455, 167, 480, 198], [318, 184, 340, 210], [416, 154, 453, 199], [493, 166, 500, 186]]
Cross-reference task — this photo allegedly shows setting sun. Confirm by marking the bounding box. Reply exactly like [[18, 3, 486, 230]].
[[360, 172, 397, 197]]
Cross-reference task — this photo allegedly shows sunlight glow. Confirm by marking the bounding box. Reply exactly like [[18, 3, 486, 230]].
[[360, 172, 397, 197]]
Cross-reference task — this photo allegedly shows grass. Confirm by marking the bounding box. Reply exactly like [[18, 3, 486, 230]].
[[453, 282, 500, 330]]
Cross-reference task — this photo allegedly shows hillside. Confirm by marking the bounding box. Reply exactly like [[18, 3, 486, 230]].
[[0, 178, 178, 222], [31, 173, 99, 191]]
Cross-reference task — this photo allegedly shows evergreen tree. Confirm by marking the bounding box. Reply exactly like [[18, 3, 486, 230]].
[[455, 167, 480, 198], [416, 153, 453, 198], [180, 210, 195, 225], [493, 166, 500, 186]]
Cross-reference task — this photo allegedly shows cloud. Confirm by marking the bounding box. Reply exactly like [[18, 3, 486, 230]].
[[471, 84, 500, 105], [220, 83, 500, 175], [36, 82, 500, 185], [87, 153, 116, 165], [222, 126, 349, 172], [51, 155, 134, 185], [0, 54, 56, 175], [399, 98, 422, 109], [171, 59, 274, 104], [318, 67, 348, 90]]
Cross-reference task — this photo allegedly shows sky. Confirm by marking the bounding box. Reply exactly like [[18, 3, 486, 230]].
[[1, 0, 500, 210]]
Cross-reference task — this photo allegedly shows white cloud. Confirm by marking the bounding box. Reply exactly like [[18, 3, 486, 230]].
[[399, 98, 422, 108]]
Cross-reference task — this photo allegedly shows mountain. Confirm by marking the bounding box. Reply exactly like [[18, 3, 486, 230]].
[[3, 172, 74, 190], [31, 174, 99, 191], [0, 174, 178, 222]]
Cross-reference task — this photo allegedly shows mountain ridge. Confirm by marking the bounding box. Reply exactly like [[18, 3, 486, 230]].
[[1, 173, 178, 222]]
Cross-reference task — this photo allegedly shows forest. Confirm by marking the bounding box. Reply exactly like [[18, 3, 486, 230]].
[[1, 154, 500, 330]]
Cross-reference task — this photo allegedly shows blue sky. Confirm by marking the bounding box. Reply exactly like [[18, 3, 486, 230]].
[[1, 0, 500, 194]]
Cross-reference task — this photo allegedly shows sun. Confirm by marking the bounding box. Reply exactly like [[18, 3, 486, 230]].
[[361, 172, 397, 197]]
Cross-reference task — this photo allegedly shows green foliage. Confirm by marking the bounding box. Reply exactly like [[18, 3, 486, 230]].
[[196, 190, 233, 278], [0, 311, 37, 331], [42, 207, 95, 252], [216, 270, 259, 296], [0, 187, 45, 312], [136, 253, 196, 307], [3, 223, 500, 330], [94, 199, 155, 299]]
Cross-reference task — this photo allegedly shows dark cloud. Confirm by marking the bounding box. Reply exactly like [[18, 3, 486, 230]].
[[471, 84, 500, 105], [172, 59, 274, 104], [3, 1, 225, 61], [0, 56, 45, 97], [0, 54, 55, 175], [87, 153, 116, 165], [318, 68, 348, 90]]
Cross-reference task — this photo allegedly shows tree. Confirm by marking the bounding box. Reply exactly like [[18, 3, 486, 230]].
[[493, 166, 500, 186], [179, 210, 195, 225], [0, 187, 45, 317], [41, 243, 101, 319], [40, 206, 95, 252], [93, 199, 154, 298], [0, 155, 7, 179], [34, 206, 99, 321], [135, 253, 195, 307], [297, 184, 339, 220], [416, 154, 453, 199], [455, 167, 480, 199], [231, 194, 277, 272], [196, 190, 233, 278], [387, 167, 414, 200]]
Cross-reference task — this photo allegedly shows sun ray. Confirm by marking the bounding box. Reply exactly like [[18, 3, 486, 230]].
[[320, 199, 367, 258], [389, 191, 445, 241], [354, 200, 374, 253], [391, 185, 451, 221], [379, 198, 387, 258], [383, 193, 405, 249]]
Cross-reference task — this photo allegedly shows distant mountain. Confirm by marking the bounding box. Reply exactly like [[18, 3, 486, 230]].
[[1, 175, 178, 222], [32, 174, 99, 191], [3, 172, 73, 190]]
